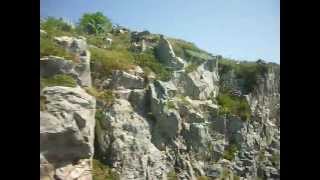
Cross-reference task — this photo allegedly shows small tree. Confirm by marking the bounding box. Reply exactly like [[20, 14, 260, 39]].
[[78, 12, 112, 35]]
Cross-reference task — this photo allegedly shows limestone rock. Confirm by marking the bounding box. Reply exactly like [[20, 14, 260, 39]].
[[155, 35, 185, 70], [41, 36, 92, 87], [40, 86, 96, 180], [109, 70, 145, 90], [95, 99, 167, 180]]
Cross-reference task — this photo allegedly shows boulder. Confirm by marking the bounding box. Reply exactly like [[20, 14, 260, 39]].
[[40, 86, 96, 180]]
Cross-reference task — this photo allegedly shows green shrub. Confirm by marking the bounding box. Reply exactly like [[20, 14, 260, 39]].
[[217, 91, 251, 121], [92, 159, 119, 180], [197, 176, 211, 180], [110, 33, 131, 50], [85, 87, 115, 106], [223, 144, 238, 161], [41, 17, 76, 37], [133, 50, 172, 81], [233, 175, 241, 180], [169, 38, 211, 63], [218, 59, 270, 93], [95, 109, 106, 123], [40, 36, 75, 60], [167, 170, 178, 180], [185, 63, 199, 73], [40, 74, 77, 88], [270, 153, 280, 166], [87, 35, 108, 48], [78, 12, 112, 35], [90, 47, 135, 77], [40, 95, 47, 111], [257, 150, 266, 162], [165, 100, 176, 109]]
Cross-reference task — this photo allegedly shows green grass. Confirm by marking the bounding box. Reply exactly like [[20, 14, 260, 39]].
[[168, 38, 211, 63], [40, 74, 77, 88], [40, 36, 75, 60], [217, 90, 251, 121], [40, 95, 47, 111], [90, 47, 135, 77], [218, 59, 270, 93], [41, 17, 78, 37], [223, 144, 238, 161], [165, 100, 176, 109], [177, 95, 192, 107], [185, 63, 199, 73], [197, 176, 211, 180], [92, 159, 119, 180], [167, 170, 178, 180], [257, 149, 266, 162], [233, 175, 241, 180], [270, 153, 280, 166], [133, 49, 172, 81], [85, 87, 115, 106]]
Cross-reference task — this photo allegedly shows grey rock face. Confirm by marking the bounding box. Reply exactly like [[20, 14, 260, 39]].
[[40, 56, 76, 77], [109, 70, 145, 90], [173, 59, 220, 100], [41, 29, 279, 180], [40, 36, 92, 87], [155, 35, 185, 70], [95, 99, 167, 180], [40, 86, 96, 180]]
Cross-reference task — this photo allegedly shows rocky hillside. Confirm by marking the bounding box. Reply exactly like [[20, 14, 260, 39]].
[[40, 16, 280, 180]]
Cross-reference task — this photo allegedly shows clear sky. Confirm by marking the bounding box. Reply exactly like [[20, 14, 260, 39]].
[[41, 0, 280, 63]]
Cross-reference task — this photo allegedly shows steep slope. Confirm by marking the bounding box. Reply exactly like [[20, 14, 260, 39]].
[[40, 22, 279, 180]]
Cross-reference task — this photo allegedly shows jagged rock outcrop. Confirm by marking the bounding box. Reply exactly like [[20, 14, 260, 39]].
[[40, 26, 279, 180], [40, 86, 96, 180], [40, 36, 92, 87], [155, 35, 186, 70], [174, 59, 220, 100], [95, 98, 168, 180], [109, 70, 145, 90]]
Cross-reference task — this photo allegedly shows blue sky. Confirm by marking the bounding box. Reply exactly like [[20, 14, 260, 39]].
[[41, 0, 280, 63]]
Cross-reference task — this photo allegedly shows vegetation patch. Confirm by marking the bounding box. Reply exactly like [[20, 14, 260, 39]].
[[270, 153, 280, 166], [169, 38, 211, 63], [40, 36, 75, 60], [133, 49, 172, 81], [223, 144, 238, 161], [40, 95, 47, 111], [257, 149, 266, 162], [217, 90, 251, 121], [85, 87, 115, 107], [165, 100, 176, 109], [185, 63, 200, 73], [78, 12, 112, 35], [218, 58, 270, 93], [92, 158, 119, 180], [41, 17, 77, 37], [197, 176, 211, 180], [167, 170, 178, 180], [40, 74, 77, 88], [90, 47, 135, 77]]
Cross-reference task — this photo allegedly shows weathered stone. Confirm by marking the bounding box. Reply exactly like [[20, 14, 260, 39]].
[[95, 99, 167, 180], [176, 59, 219, 100], [155, 35, 185, 70], [109, 70, 145, 90], [40, 86, 96, 180]]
